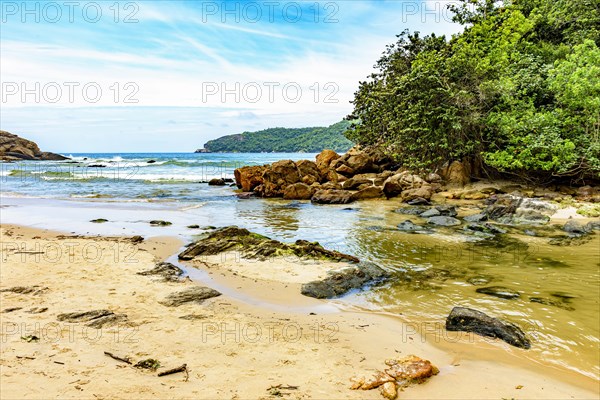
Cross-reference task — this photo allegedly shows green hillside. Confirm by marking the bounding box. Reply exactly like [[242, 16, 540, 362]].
[[201, 121, 354, 153]]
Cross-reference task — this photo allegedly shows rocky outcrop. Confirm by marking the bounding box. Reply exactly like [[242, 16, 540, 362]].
[[446, 306, 531, 349], [441, 160, 470, 186], [0, 130, 68, 161], [301, 262, 389, 299], [179, 226, 359, 263]]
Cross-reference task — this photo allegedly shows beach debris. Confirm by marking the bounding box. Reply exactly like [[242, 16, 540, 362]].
[[57, 309, 128, 328], [159, 286, 221, 307], [134, 358, 161, 371], [300, 262, 389, 299], [149, 220, 172, 226], [21, 335, 40, 343], [104, 351, 132, 365], [158, 363, 188, 381], [350, 355, 438, 399], [0, 286, 48, 295], [27, 307, 48, 314], [2, 307, 22, 313], [137, 262, 184, 282], [267, 384, 298, 397], [446, 307, 531, 349], [90, 218, 108, 223]]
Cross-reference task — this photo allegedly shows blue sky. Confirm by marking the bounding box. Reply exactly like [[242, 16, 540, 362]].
[[0, 1, 461, 152]]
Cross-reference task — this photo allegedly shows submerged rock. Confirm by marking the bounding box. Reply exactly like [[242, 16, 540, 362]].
[[476, 286, 520, 299], [301, 262, 389, 299], [467, 275, 494, 286], [563, 220, 589, 234], [90, 218, 108, 223], [427, 216, 461, 226], [464, 213, 487, 223], [420, 208, 440, 218], [529, 297, 575, 311], [159, 286, 221, 307], [446, 307, 531, 349], [397, 220, 431, 234], [150, 220, 172, 226], [208, 178, 226, 186], [394, 206, 429, 215], [179, 226, 360, 263]]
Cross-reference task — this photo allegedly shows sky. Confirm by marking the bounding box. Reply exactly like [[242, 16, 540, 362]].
[[0, 0, 462, 152]]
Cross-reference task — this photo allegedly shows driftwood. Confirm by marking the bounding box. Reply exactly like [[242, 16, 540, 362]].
[[158, 363, 188, 381], [104, 351, 132, 365]]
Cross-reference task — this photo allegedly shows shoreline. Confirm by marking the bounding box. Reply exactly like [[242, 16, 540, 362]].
[[1, 223, 598, 399]]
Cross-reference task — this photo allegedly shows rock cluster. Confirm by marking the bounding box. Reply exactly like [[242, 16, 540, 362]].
[[233, 147, 468, 204], [0, 130, 68, 161]]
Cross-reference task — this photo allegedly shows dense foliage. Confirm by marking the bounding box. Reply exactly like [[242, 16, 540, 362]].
[[346, 0, 599, 181], [202, 120, 354, 153]]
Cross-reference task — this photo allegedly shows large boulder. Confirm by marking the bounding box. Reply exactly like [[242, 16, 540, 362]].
[[234, 165, 266, 192], [283, 182, 313, 200], [261, 160, 301, 197], [315, 149, 340, 175], [446, 307, 531, 349], [311, 189, 354, 204], [342, 177, 372, 190], [295, 159, 321, 185], [343, 152, 373, 174], [400, 186, 433, 202], [441, 161, 470, 186], [351, 186, 385, 201], [382, 172, 424, 198]]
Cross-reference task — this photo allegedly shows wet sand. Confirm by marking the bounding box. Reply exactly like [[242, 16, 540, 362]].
[[0, 224, 598, 399]]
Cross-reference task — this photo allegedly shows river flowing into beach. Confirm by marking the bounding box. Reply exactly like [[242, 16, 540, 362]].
[[1, 153, 598, 381]]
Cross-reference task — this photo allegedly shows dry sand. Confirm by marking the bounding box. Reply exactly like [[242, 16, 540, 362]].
[[0, 224, 598, 399]]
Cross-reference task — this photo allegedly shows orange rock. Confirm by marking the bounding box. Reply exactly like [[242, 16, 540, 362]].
[[379, 381, 398, 399], [384, 355, 439, 383]]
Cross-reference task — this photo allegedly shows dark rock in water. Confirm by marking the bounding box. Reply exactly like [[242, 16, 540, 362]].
[[464, 213, 487, 223], [236, 192, 256, 199], [137, 262, 183, 282], [147, 160, 156, 164], [563, 220, 589, 234], [208, 178, 226, 186], [420, 208, 440, 218], [394, 206, 428, 215], [446, 307, 531, 349], [530, 297, 575, 311], [88, 164, 106, 168], [586, 221, 600, 231], [57, 309, 128, 328], [178, 226, 359, 263], [464, 223, 506, 235], [187, 224, 200, 229], [467, 275, 494, 286], [301, 262, 389, 299], [397, 220, 431, 234], [434, 205, 458, 217], [407, 197, 430, 205], [90, 218, 108, 223], [159, 286, 221, 307], [550, 291, 579, 300], [476, 286, 520, 299], [427, 216, 461, 226], [548, 235, 592, 246], [150, 220, 172, 226]]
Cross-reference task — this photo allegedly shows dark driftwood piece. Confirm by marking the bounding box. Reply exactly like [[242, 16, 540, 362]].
[[104, 351, 132, 365], [158, 364, 188, 380]]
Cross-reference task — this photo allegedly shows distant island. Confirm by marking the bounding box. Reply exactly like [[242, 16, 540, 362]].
[[196, 120, 354, 153]]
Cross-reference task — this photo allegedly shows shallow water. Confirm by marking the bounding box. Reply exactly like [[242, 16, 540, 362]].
[[1, 154, 598, 381]]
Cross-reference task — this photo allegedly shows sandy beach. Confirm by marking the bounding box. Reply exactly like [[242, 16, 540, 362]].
[[1, 224, 598, 400]]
